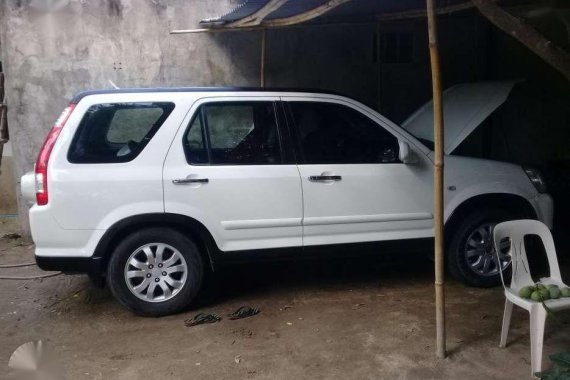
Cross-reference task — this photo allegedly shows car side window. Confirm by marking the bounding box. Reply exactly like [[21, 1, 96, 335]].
[[289, 102, 400, 164], [183, 102, 282, 165], [184, 114, 208, 164], [68, 102, 175, 164]]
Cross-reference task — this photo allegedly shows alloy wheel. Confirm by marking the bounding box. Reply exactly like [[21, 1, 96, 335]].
[[464, 223, 510, 277], [124, 243, 188, 303]]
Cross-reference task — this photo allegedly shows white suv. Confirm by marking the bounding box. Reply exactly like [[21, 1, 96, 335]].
[[21, 82, 553, 316]]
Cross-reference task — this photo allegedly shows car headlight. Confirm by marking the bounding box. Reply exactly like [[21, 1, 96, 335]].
[[523, 167, 547, 193]]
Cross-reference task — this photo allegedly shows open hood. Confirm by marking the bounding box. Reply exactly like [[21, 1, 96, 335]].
[[401, 80, 519, 154]]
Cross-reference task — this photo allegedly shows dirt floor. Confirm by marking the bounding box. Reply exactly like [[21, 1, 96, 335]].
[[1, 218, 569, 380]]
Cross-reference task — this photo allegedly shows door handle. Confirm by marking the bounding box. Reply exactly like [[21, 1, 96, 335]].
[[309, 175, 342, 182], [172, 178, 209, 184]]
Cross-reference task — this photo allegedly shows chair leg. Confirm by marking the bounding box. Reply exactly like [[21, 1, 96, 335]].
[[530, 306, 547, 378], [500, 299, 514, 348]]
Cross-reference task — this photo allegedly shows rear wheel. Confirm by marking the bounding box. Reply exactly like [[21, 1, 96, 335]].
[[107, 228, 203, 317], [447, 209, 513, 287]]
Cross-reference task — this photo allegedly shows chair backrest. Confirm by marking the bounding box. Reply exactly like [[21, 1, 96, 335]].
[[493, 219, 562, 291]]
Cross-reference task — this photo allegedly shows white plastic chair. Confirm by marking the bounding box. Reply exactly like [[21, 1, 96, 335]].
[[493, 219, 570, 377]]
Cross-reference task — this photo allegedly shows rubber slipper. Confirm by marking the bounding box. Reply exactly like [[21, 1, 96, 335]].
[[184, 313, 221, 327], [228, 306, 260, 320]]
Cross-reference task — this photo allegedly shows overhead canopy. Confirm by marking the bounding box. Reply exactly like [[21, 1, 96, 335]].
[[195, 0, 483, 30]]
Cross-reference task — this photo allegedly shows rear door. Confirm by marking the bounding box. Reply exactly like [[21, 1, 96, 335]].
[[163, 96, 303, 252], [283, 98, 433, 247]]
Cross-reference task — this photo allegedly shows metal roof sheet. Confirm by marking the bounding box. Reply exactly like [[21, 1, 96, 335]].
[[199, 0, 469, 27], [200, 0, 272, 26], [265, 0, 328, 20]]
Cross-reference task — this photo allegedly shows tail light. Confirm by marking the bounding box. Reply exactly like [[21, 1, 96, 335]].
[[35, 104, 76, 205]]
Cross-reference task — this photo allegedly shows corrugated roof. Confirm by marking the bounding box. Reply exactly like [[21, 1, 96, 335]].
[[199, 0, 273, 26], [199, 0, 469, 28], [265, 0, 327, 20]]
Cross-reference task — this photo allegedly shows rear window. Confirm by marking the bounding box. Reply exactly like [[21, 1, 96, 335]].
[[68, 102, 174, 163]]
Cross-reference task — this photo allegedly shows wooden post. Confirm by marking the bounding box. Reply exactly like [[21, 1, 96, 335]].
[[260, 28, 267, 87], [426, 0, 446, 359]]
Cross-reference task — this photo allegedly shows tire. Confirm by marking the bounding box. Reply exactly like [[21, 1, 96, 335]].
[[447, 208, 513, 288], [107, 227, 204, 317]]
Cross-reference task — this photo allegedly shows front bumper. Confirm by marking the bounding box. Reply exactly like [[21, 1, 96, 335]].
[[531, 193, 554, 229]]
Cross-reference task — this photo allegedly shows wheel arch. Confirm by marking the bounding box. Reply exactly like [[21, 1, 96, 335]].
[[445, 193, 537, 244], [94, 213, 220, 276]]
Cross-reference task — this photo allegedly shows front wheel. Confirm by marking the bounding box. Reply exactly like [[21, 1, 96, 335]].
[[107, 228, 204, 317], [447, 209, 513, 287]]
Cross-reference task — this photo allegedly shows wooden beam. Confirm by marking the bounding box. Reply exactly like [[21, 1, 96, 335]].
[[228, 0, 290, 27], [426, 0, 446, 360], [261, 0, 352, 27], [472, 0, 570, 81], [171, 22, 359, 34], [378, 1, 477, 21]]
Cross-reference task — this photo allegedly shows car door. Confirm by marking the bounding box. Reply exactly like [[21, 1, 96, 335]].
[[163, 96, 303, 252], [283, 98, 434, 247]]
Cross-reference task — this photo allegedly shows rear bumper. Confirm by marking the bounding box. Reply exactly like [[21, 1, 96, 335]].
[[35, 255, 105, 286], [35, 255, 103, 274]]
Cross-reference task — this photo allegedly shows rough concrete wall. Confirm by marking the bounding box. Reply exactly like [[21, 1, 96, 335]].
[[0, 0, 261, 233]]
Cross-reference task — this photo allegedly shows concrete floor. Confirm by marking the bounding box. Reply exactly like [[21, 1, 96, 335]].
[[1, 220, 569, 380]]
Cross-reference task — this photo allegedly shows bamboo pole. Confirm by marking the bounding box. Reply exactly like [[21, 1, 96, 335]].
[[260, 28, 267, 87], [426, 0, 446, 359]]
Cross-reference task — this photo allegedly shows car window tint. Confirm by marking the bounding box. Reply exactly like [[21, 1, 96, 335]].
[[68, 102, 174, 164], [183, 102, 282, 165], [207, 105, 254, 149], [107, 107, 164, 144], [290, 102, 400, 164], [184, 113, 208, 164]]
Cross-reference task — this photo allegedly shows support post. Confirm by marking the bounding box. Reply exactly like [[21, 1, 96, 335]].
[[260, 29, 267, 87], [426, 0, 446, 359]]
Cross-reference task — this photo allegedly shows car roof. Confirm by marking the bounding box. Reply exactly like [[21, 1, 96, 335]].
[[71, 87, 347, 103]]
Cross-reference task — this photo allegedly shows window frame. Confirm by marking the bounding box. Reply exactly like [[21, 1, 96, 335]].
[[182, 100, 287, 166], [284, 99, 403, 165], [67, 101, 175, 164]]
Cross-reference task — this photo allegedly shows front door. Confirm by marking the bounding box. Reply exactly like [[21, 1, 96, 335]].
[[163, 97, 303, 252], [283, 98, 433, 247]]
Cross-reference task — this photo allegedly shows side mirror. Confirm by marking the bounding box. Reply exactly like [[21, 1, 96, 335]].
[[399, 141, 417, 164]]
